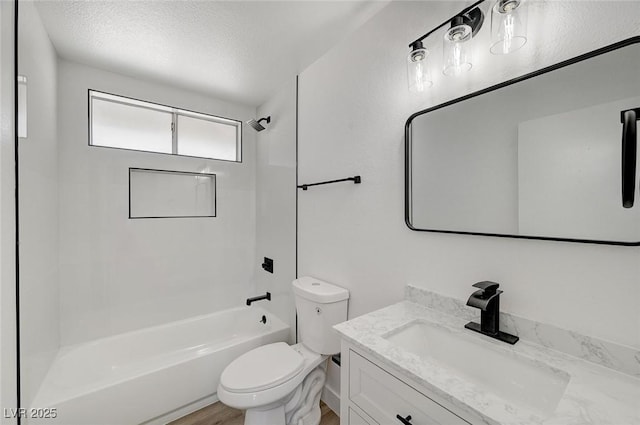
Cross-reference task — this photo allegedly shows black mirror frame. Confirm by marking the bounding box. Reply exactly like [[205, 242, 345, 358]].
[[404, 36, 640, 246]]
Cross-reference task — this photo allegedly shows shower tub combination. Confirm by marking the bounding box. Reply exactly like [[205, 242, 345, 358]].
[[28, 306, 289, 425]]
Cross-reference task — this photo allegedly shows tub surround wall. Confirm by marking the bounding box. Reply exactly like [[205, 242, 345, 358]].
[[297, 1, 640, 350], [57, 59, 258, 345], [254, 79, 298, 343], [17, 1, 60, 408]]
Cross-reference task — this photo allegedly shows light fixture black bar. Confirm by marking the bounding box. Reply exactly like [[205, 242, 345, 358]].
[[298, 175, 361, 191], [408, 0, 486, 48]]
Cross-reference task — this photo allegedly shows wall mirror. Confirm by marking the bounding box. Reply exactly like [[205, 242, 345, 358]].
[[405, 38, 640, 245]]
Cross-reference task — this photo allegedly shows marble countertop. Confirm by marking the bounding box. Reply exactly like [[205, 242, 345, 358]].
[[334, 300, 640, 425]]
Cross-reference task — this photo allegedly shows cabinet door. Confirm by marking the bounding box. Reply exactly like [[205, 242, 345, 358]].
[[349, 350, 470, 425], [348, 407, 376, 425]]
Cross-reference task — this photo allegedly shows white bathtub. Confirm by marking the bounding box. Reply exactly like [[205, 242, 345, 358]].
[[29, 306, 289, 425]]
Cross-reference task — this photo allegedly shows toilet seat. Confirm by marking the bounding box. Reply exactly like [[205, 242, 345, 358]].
[[220, 342, 304, 393]]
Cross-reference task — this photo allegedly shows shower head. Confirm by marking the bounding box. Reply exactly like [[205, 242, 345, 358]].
[[247, 116, 271, 132]]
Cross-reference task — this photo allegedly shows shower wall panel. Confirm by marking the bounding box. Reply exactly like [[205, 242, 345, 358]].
[[56, 60, 258, 345]]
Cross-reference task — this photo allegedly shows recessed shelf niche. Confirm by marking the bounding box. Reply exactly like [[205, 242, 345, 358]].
[[129, 168, 216, 219]]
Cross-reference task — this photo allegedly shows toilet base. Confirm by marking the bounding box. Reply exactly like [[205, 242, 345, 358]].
[[240, 364, 326, 425], [245, 404, 286, 425], [284, 365, 326, 425]]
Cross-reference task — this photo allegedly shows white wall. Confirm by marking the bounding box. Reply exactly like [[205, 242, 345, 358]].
[[0, 1, 18, 422], [298, 1, 640, 349], [17, 0, 59, 408], [57, 59, 258, 345], [255, 79, 297, 342]]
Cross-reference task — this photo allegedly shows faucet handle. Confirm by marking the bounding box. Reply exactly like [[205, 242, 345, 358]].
[[472, 281, 500, 296]]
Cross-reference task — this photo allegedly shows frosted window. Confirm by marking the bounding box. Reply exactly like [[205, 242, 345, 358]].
[[89, 91, 242, 162], [129, 168, 216, 218], [91, 96, 173, 153], [177, 114, 239, 161]]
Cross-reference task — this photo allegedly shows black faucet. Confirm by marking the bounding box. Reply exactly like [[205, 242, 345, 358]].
[[464, 281, 519, 345], [246, 292, 271, 306]]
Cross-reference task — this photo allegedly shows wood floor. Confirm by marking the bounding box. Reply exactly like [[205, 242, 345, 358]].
[[169, 401, 339, 425]]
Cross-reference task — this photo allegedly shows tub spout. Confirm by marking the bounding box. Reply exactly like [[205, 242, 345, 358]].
[[246, 292, 271, 306]]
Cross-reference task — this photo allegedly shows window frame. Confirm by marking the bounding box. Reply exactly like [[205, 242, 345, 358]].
[[88, 89, 243, 163]]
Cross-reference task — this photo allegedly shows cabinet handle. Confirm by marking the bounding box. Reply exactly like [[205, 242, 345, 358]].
[[396, 414, 413, 425]]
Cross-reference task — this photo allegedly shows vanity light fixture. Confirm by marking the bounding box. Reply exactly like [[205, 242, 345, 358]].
[[407, 40, 432, 92], [407, 0, 531, 92], [443, 8, 484, 76], [490, 0, 528, 55]]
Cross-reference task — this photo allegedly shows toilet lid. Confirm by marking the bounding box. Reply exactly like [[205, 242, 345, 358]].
[[220, 342, 304, 393]]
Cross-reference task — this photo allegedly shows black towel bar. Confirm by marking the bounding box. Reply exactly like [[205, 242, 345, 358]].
[[298, 175, 361, 190]]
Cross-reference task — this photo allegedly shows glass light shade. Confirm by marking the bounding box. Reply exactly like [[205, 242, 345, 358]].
[[490, 0, 528, 55], [407, 47, 433, 92], [443, 24, 472, 76]]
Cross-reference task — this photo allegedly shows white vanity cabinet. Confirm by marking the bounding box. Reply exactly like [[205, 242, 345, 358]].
[[340, 341, 478, 425]]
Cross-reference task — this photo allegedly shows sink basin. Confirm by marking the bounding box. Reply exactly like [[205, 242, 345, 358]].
[[384, 320, 570, 418]]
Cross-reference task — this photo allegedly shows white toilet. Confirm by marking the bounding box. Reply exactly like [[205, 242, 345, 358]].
[[218, 277, 349, 425]]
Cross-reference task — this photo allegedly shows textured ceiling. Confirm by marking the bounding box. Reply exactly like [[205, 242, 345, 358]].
[[34, 0, 389, 107]]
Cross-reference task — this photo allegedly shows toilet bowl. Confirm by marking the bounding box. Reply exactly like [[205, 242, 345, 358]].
[[217, 277, 349, 425], [218, 343, 326, 424]]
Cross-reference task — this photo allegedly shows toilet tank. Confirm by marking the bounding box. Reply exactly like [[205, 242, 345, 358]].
[[293, 277, 349, 355]]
